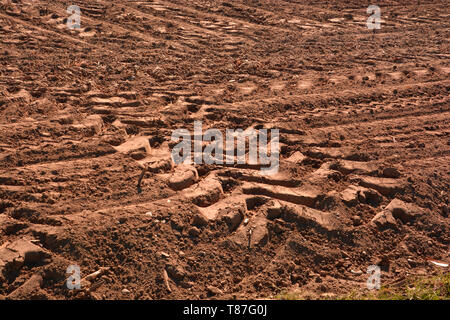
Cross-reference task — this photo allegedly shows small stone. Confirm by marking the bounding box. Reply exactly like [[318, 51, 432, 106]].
[[157, 252, 170, 260], [122, 289, 130, 294], [350, 269, 363, 275], [351, 215, 362, 226], [180, 281, 194, 289], [285, 151, 306, 164], [206, 285, 223, 296]]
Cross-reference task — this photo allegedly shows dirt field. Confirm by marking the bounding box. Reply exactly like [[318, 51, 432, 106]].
[[0, 0, 448, 300]]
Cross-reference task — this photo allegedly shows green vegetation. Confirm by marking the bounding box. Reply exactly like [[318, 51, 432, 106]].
[[274, 272, 450, 300]]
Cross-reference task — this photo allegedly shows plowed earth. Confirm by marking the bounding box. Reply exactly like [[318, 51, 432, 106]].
[[0, 0, 448, 299]]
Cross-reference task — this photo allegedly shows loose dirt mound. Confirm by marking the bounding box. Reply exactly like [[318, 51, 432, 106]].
[[0, 0, 448, 299]]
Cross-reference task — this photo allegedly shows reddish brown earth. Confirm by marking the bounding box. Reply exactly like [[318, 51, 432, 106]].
[[0, 0, 448, 300]]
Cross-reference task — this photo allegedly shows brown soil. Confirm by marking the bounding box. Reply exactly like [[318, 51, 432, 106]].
[[0, 0, 448, 300]]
